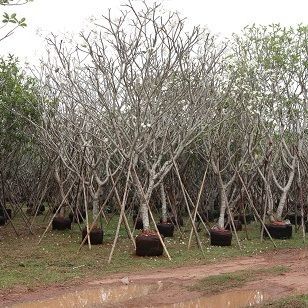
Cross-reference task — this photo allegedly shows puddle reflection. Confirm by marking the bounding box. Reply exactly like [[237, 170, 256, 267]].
[[12, 283, 157, 308], [10, 283, 267, 308], [164, 290, 267, 308]]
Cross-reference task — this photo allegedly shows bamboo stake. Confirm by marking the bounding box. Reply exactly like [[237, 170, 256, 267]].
[[38, 180, 76, 245], [297, 160, 305, 243], [82, 180, 92, 250], [108, 161, 133, 263], [132, 168, 172, 261], [188, 163, 209, 249], [172, 159, 205, 256], [77, 168, 125, 251], [110, 174, 136, 248], [236, 170, 277, 248]]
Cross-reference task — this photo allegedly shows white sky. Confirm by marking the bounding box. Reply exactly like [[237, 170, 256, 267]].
[[0, 0, 307, 64]]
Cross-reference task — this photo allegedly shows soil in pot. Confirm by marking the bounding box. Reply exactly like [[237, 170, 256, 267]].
[[0, 215, 6, 226], [135, 231, 164, 257], [264, 222, 292, 239], [81, 226, 103, 245], [225, 220, 242, 231], [210, 228, 232, 246], [52, 216, 72, 230], [156, 222, 174, 237]]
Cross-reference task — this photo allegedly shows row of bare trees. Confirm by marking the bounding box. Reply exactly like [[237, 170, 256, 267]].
[[1, 3, 307, 251]]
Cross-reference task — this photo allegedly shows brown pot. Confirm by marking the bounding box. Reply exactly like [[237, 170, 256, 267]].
[[225, 220, 242, 231], [264, 223, 292, 239], [52, 216, 71, 230], [157, 222, 174, 237], [210, 228, 232, 246], [81, 227, 103, 245], [135, 231, 164, 256]]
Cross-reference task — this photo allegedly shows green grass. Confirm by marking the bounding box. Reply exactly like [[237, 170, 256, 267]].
[[257, 294, 308, 307], [0, 210, 306, 290], [190, 265, 289, 294]]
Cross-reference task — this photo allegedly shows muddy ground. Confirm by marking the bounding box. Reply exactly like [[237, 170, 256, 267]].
[[1, 247, 307, 307]]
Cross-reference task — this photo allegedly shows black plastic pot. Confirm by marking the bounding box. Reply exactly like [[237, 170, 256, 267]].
[[207, 211, 219, 222], [52, 216, 71, 230], [235, 214, 255, 224], [157, 222, 174, 237], [196, 211, 208, 223], [264, 223, 292, 239], [0, 215, 6, 226], [285, 214, 302, 225], [210, 228, 232, 246], [133, 216, 144, 230], [32, 204, 45, 215], [69, 210, 86, 223], [172, 215, 184, 226], [0, 208, 11, 220], [212, 210, 221, 220], [160, 215, 184, 227], [135, 232, 164, 256], [26, 205, 45, 216], [226, 220, 242, 231], [82, 227, 103, 245], [38, 204, 45, 214]]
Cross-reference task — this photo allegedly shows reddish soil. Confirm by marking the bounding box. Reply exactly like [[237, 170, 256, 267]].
[[1, 248, 308, 307]]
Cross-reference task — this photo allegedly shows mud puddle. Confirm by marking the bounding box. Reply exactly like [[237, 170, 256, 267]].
[[163, 290, 268, 308], [10, 282, 163, 308]]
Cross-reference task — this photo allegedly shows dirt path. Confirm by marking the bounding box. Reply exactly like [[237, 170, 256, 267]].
[[2, 248, 308, 307]]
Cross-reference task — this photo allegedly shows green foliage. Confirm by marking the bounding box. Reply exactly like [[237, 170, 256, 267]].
[[2, 12, 27, 27], [0, 56, 40, 152], [0, 0, 33, 41]]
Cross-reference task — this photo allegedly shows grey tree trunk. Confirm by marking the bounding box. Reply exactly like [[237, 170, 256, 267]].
[[160, 182, 167, 223]]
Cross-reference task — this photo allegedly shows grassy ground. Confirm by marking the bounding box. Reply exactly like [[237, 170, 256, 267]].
[[258, 294, 308, 307], [0, 210, 307, 290], [190, 265, 289, 294]]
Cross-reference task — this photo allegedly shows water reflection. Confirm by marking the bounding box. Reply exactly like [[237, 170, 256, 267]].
[[12, 283, 156, 308], [163, 290, 266, 308], [10, 283, 267, 308]]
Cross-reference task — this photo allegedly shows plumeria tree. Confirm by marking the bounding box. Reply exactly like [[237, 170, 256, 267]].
[[230, 24, 308, 222]]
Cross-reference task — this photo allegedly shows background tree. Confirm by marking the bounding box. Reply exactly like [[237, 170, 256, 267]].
[[0, 0, 32, 42]]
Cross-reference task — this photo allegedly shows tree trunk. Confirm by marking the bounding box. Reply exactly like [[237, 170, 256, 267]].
[[92, 187, 102, 222], [218, 174, 228, 229], [160, 182, 167, 223], [140, 201, 150, 230], [276, 159, 296, 220]]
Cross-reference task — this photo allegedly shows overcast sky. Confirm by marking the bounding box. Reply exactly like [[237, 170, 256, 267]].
[[1, 0, 307, 64]]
